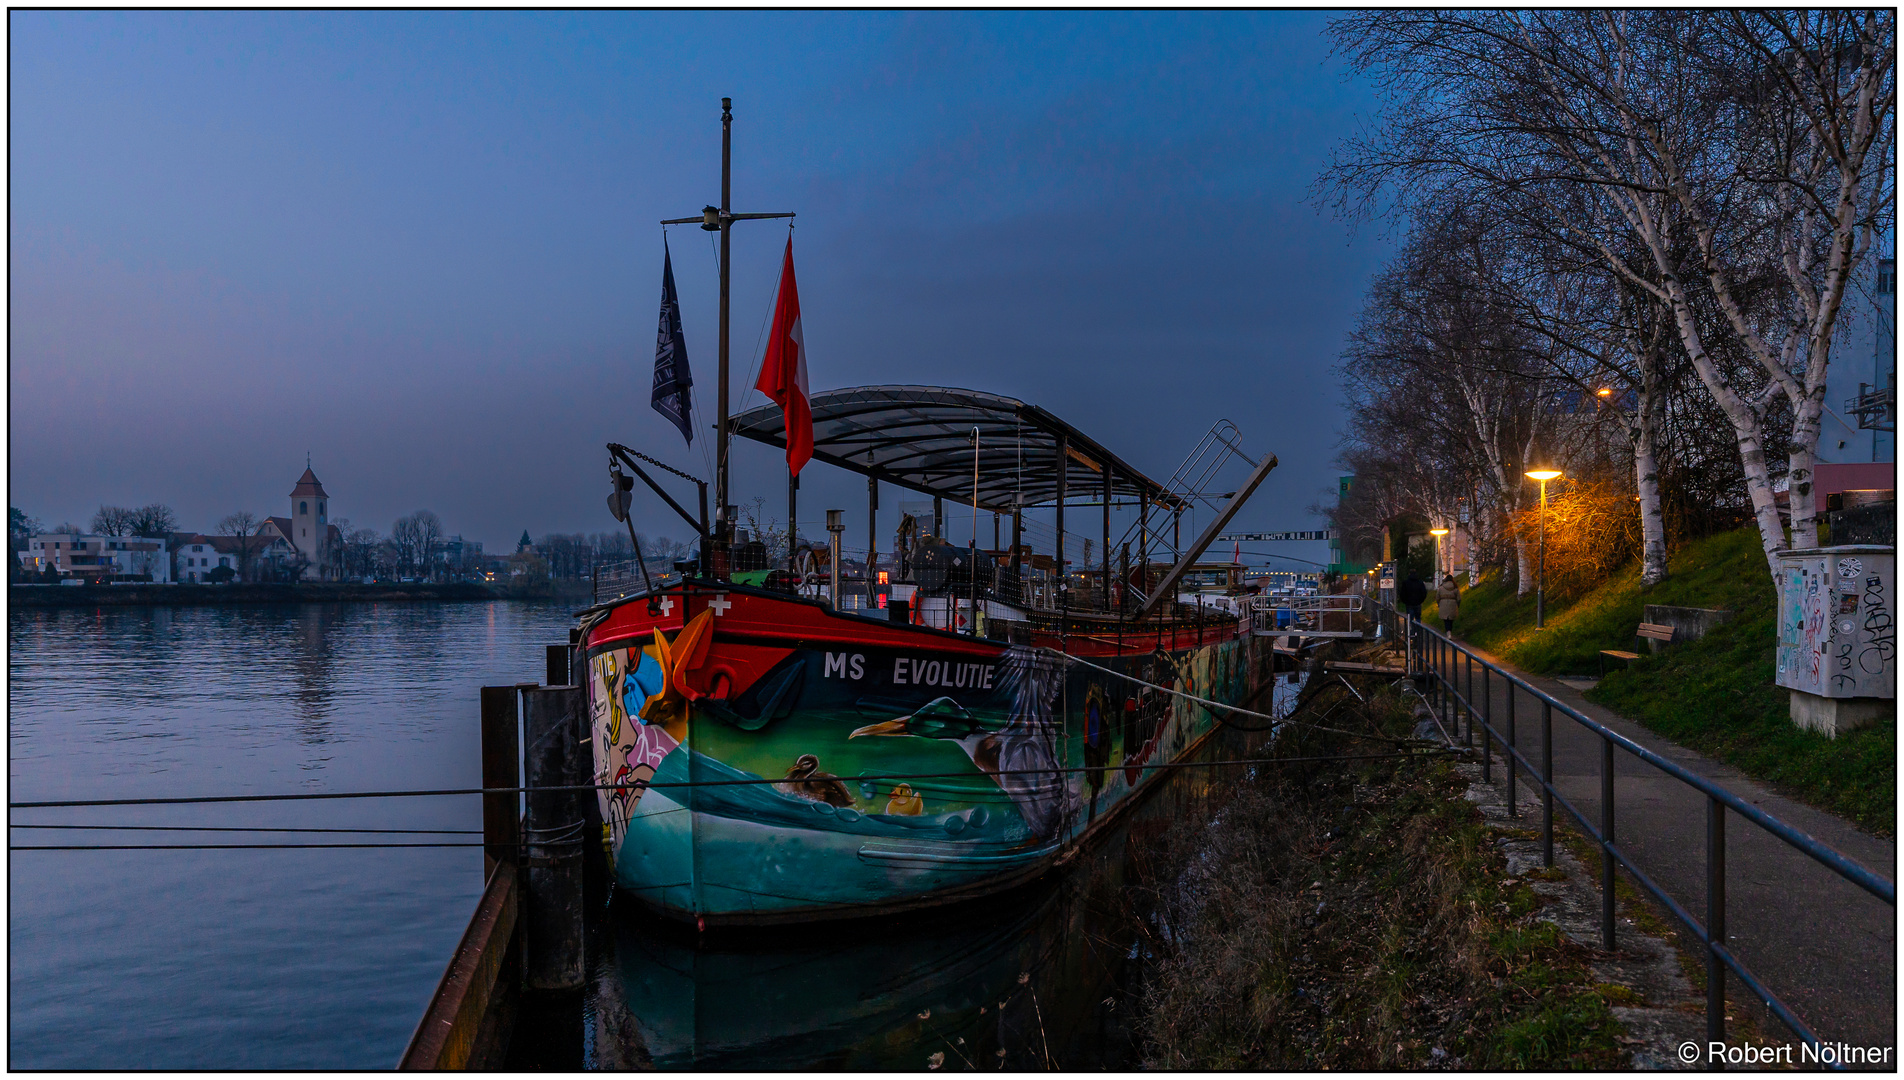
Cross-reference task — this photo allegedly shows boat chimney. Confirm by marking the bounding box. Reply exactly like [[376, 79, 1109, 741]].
[[826, 510, 845, 609]]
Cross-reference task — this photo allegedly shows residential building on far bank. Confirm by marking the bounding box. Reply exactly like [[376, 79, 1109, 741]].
[[20, 534, 172, 583], [175, 532, 298, 583]]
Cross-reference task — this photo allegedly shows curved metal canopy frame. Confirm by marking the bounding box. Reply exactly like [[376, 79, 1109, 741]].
[[729, 385, 1188, 515]]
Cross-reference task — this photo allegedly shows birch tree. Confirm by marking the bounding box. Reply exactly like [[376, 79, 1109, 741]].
[[1340, 202, 1554, 592], [1328, 9, 1895, 579]]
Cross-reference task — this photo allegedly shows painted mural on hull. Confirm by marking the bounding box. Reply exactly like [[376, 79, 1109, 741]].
[[586, 606, 1248, 920]]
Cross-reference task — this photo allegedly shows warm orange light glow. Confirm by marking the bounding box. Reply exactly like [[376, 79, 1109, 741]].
[[1525, 469, 1562, 482], [1429, 527, 1450, 536], [877, 571, 889, 585], [1596, 387, 1613, 397]]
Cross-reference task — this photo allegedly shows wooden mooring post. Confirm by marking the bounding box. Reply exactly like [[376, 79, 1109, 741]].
[[401, 656, 591, 1068], [399, 685, 526, 1069], [521, 684, 586, 991]]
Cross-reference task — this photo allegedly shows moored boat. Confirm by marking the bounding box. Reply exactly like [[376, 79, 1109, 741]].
[[579, 102, 1281, 927]]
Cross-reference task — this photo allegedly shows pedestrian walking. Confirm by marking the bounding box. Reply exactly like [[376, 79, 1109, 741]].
[[1398, 571, 1427, 622], [1437, 572, 1460, 633]]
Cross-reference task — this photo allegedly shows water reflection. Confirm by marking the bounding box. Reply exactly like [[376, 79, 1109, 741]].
[[291, 606, 342, 746], [576, 725, 1267, 1070]]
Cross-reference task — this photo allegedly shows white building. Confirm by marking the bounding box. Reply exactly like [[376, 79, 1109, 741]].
[[1820, 256, 1895, 464], [20, 534, 172, 583], [174, 533, 297, 583]]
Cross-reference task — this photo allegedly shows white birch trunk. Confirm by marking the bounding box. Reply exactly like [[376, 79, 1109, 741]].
[[1660, 282, 1789, 578]]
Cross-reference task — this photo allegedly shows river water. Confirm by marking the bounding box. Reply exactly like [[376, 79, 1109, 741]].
[[8, 601, 575, 1069], [10, 600, 1263, 1069]]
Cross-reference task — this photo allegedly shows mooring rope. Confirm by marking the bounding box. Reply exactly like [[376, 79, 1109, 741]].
[[9, 750, 1460, 812], [1047, 648, 1423, 746]]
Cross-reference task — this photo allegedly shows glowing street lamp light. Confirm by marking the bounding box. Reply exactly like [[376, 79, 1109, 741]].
[[1429, 526, 1450, 583], [1525, 469, 1562, 627]]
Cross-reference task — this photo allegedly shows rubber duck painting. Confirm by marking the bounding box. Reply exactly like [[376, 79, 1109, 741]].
[[849, 646, 1069, 837], [883, 783, 925, 816], [776, 754, 856, 807]]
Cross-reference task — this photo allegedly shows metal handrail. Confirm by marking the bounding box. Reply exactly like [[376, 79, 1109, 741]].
[[1368, 597, 1894, 1059], [1248, 593, 1363, 614]]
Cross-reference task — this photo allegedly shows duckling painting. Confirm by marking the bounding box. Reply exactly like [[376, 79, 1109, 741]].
[[776, 754, 856, 807], [849, 646, 1071, 838], [883, 783, 925, 816]]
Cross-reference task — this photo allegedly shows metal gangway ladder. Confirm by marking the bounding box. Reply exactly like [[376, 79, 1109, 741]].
[[1115, 419, 1260, 610], [1247, 592, 1364, 638]]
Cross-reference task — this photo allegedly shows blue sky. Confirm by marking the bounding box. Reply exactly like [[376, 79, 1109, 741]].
[[11, 11, 1393, 564]]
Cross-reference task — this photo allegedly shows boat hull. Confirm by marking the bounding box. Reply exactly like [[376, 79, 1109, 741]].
[[582, 584, 1256, 925]]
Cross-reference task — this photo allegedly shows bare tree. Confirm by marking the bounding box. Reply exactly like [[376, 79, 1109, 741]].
[[10, 507, 42, 551], [217, 511, 260, 583], [341, 527, 380, 579], [414, 511, 444, 580], [128, 504, 178, 538], [90, 505, 137, 536], [1327, 9, 1895, 578], [391, 511, 445, 580], [1337, 200, 1557, 591], [390, 515, 421, 577]]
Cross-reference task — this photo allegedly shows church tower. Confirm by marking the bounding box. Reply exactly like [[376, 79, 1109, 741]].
[[290, 465, 331, 580]]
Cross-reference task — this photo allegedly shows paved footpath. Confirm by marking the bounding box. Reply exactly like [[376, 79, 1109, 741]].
[[1426, 639, 1895, 1054]]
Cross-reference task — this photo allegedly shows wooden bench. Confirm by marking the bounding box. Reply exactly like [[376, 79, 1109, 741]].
[[1599, 622, 1675, 674]]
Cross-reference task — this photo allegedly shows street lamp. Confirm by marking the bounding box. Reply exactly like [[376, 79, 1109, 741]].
[[1429, 527, 1449, 584], [1525, 469, 1563, 628]]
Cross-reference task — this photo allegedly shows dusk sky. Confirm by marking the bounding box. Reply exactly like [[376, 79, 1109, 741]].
[[11, 11, 1394, 567]]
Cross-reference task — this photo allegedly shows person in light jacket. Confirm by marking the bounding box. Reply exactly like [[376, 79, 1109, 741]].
[[1436, 573, 1461, 633]]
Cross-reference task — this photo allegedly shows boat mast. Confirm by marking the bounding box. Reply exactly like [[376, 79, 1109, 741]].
[[661, 97, 794, 547], [718, 98, 732, 541]]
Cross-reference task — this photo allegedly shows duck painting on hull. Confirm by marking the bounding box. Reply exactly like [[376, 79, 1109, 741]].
[[847, 645, 1070, 839]]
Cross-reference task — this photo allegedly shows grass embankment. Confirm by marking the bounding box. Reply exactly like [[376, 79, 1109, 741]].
[[1454, 528, 1893, 836], [1139, 682, 1625, 1069]]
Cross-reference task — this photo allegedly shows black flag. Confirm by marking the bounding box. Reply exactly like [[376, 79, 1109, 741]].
[[651, 240, 695, 445]]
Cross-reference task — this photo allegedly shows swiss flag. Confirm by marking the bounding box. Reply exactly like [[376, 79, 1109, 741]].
[[755, 238, 812, 477]]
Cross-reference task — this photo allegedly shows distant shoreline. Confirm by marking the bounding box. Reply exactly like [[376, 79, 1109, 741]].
[[8, 581, 594, 608]]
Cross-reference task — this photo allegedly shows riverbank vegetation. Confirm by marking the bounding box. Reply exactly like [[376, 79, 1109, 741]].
[[1136, 680, 1626, 1068], [1454, 528, 1895, 836]]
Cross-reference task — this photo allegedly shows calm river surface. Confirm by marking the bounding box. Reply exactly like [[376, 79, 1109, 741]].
[[9, 601, 577, 1069], [11, 599, 1259, 1068]]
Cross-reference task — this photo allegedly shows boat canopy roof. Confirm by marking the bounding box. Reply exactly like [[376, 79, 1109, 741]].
[[730, 385, 1187, 515]]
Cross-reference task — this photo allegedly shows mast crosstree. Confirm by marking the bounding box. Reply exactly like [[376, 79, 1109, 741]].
[[661, 96, 794, 545]]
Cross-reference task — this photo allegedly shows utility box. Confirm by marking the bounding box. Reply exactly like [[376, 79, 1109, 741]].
[[1775, 545, 1895, 737]]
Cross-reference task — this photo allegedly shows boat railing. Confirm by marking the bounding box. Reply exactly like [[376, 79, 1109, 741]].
[[592, 544, 1246, 631], [591, 558, 682, 602]]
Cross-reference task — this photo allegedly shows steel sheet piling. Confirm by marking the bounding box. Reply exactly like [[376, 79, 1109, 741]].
[[522, 685, 585, 991], [479, 687, 520, 879]]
